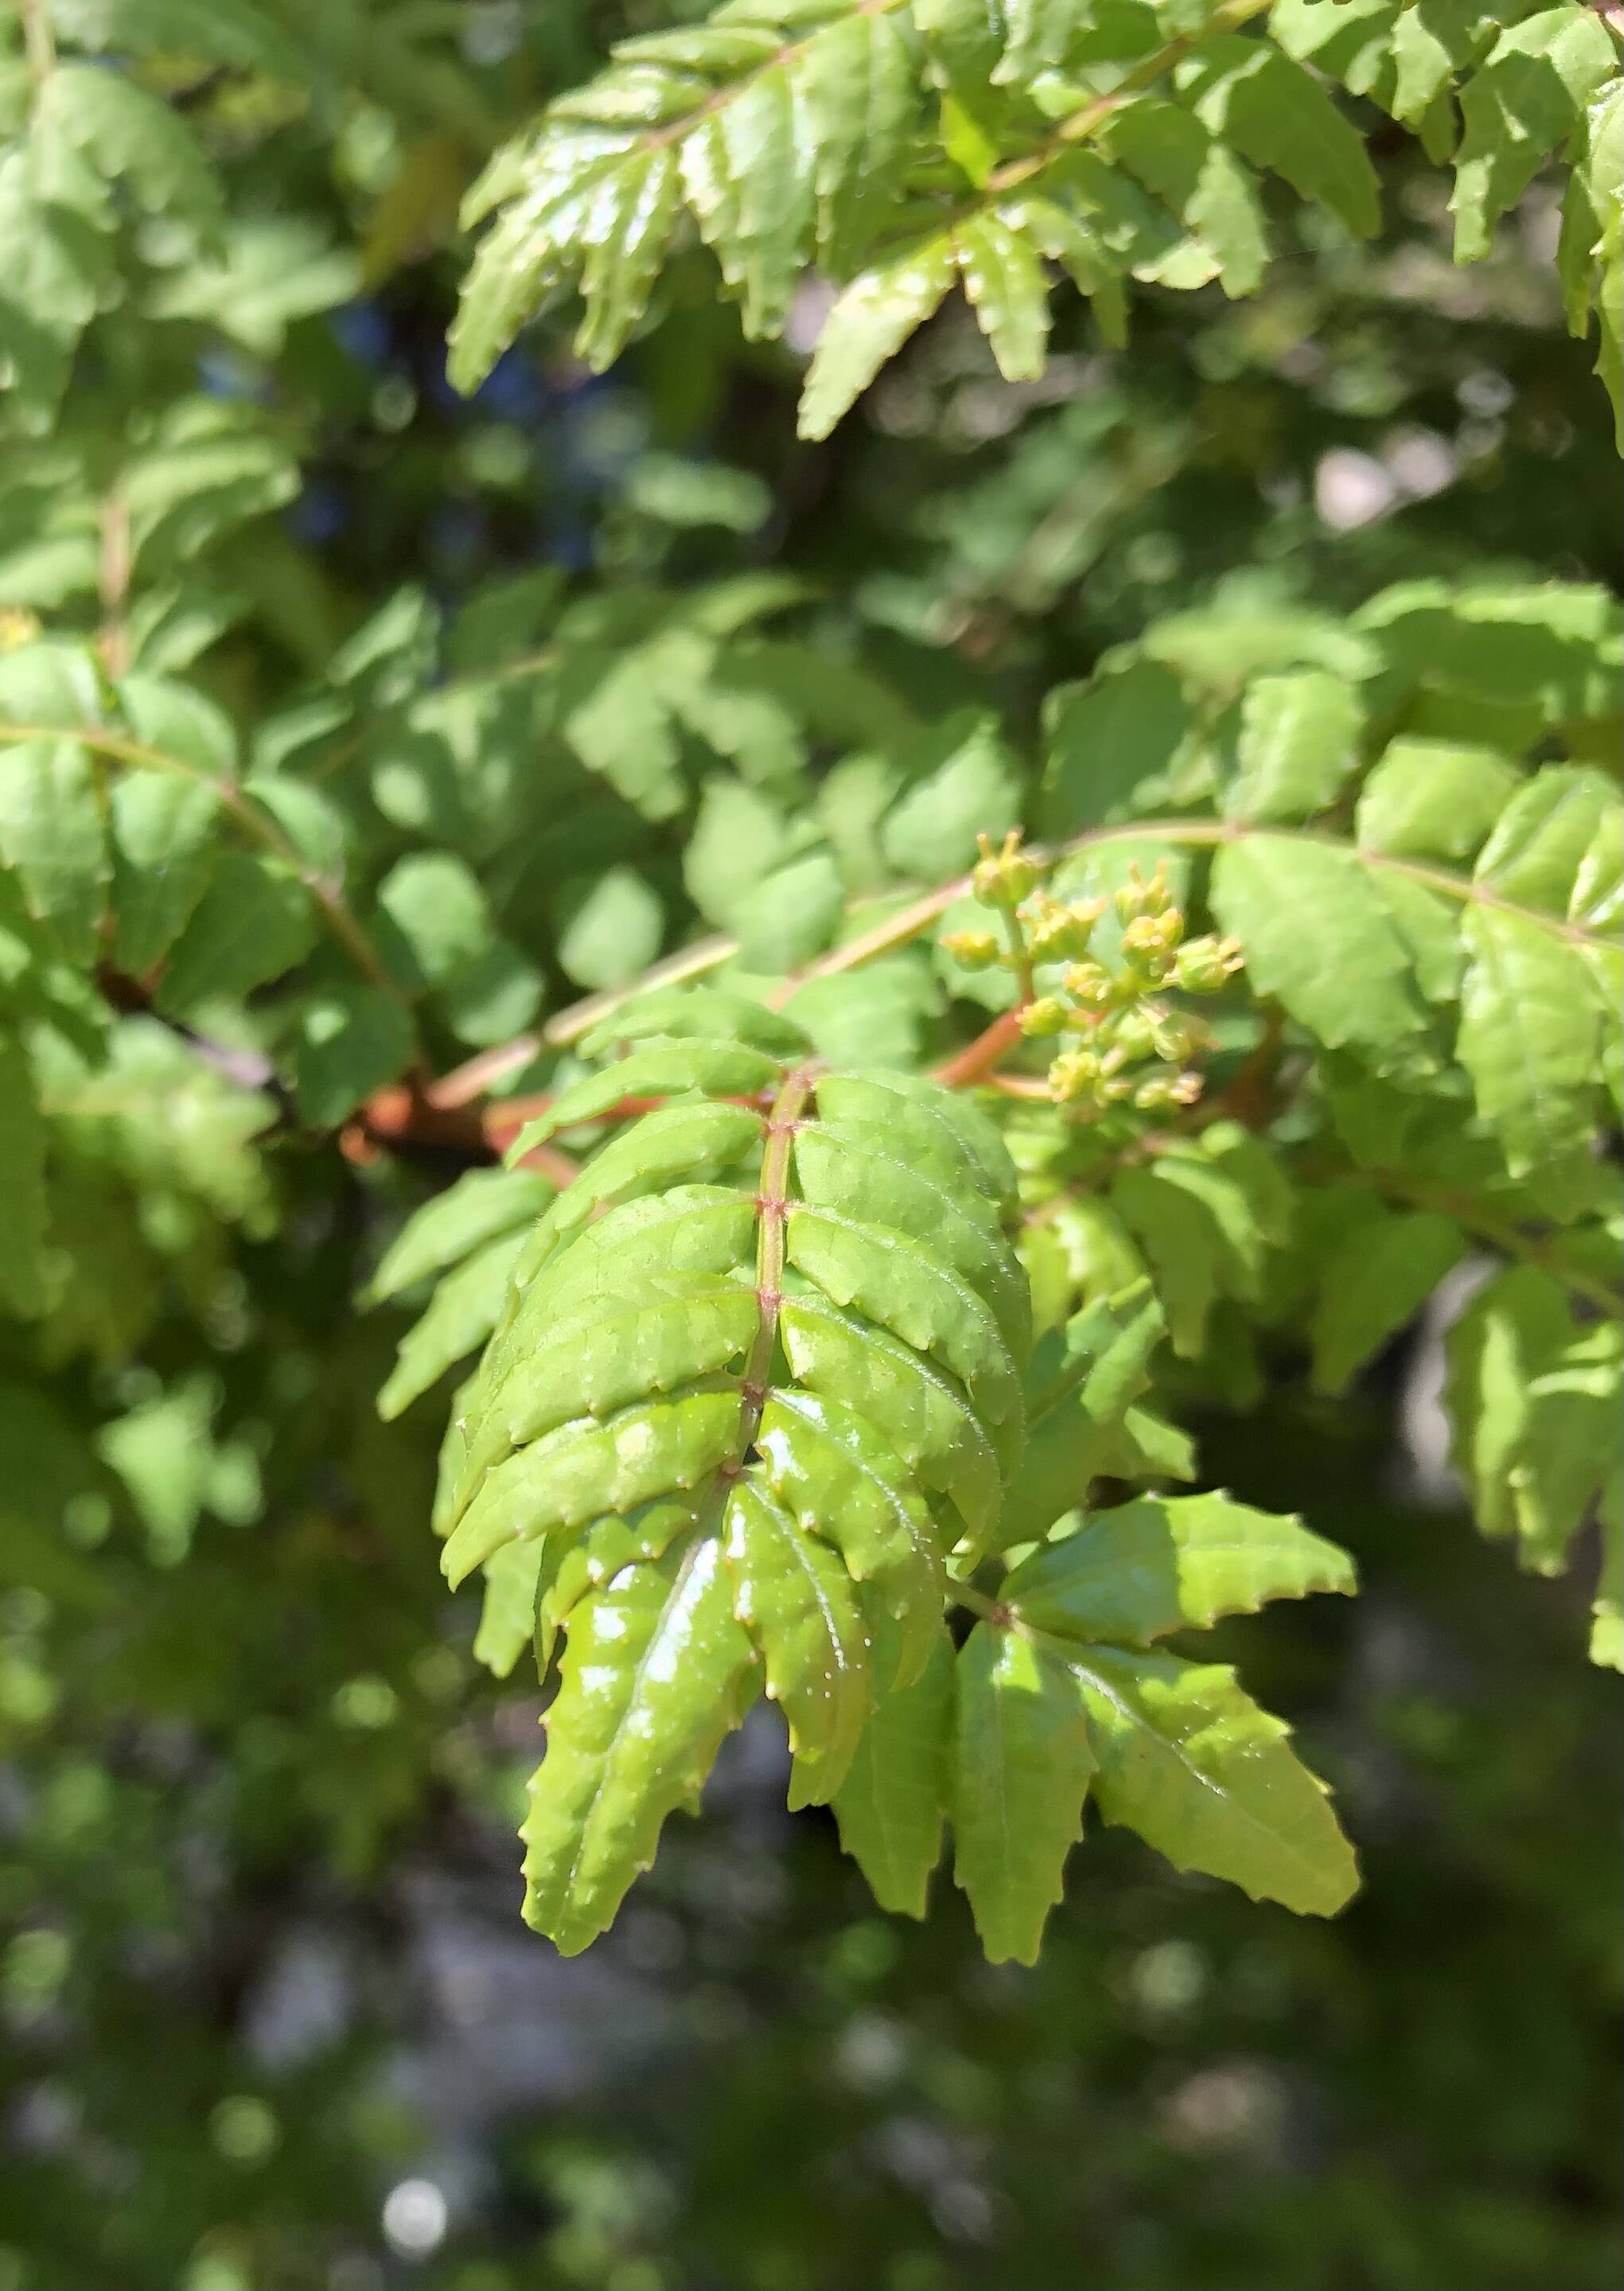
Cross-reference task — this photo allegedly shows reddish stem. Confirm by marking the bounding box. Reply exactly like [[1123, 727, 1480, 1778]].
[[930, 1006, 1029, 1091]]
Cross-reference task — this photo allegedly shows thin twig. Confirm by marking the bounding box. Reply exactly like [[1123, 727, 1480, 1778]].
[[20, 0, 56, 84], [932, 1007, 1029, 1091], [98, 489, 132, 680], [420, 812, 1621, 1120]]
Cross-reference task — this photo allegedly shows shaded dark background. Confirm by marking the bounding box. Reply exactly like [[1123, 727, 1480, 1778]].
[[1, 6, 1619, 2286]]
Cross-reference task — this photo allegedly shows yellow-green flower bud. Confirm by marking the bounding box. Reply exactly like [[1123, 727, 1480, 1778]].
[[1121, 910, 1183, 960], [1018, 995, 1071, 1038], [1133, 1070, 1204, 1112], [1149, 1011, 1203, 1062], [1109, 1010, 1159, 1061], [1114, 861, 1174, 924], [972, 830, 1042, 907], [1021, 892, 1104, 964], [1061, 960, 1115, 1011], [941, 928, 1003, 971], [1173, 934, 1244, 994]]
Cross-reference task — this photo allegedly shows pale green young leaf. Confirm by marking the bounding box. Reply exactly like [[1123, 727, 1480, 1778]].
[[785, 1203, 1024, 1428], [1003, 1491, 1356, 1644], [1354, 738, 1522, 862], [1445, 1265, 1573, 1545], [51, 0, 306, 77], [521, 1529, 757, 1954], [832, 1621, 954, 1917], [1559, 80, 1622, 438], [1450, 8, 1616, 263], [154, 851, 317, 1014], [793, 1123, 1031, 1357], [442, 1389, 744, 1587], [1356, 580, 1622, 721], [556, 867, 665, 992], [500, 1188, 756, 1350], [756, 1387, 945, 1689], [1186, 38, 1381, 238], [368, 1167, 556, 1305], [730, 848, 846, 971], [1388, 0, 1464, 126], [880, 712, 1022, 880], [578, 983, 812, 1061], [1471, 766, 1618, 914], [1101, 98, 1268, 296], [724, 1477, 872, 1801], [0, 736, 104, 964], [798, 234, 956, 442], [106, 775, 219, 976], [956, 211, 1051, 381], [376, 852, 493, 988], [1221, 669, 1364, 823], [291, 985, 415, 1129], [1073, 1644, 1358, 1915], [1569, 808, 1624, 933], [777, 1290, 1007, 1543], [575, 148, 683, 368], [799, 6, 921, 267], [1509, 1324, 1624, 1580], [1268, 0, 1403, 103], [952, 1621, 1096, 1966], [532, 1502, 706, 1681], [438, 939, 546, 1050], [681, 69, 812, 341], [473, 1537, 546, 1681], [813, 1073, 1006, 1229], [999, 1280, 1166, 1546], [379, 1229, 528, 1422], [1039, 658, 1194, 836], [469, 1279, 759, 1459], [38, 61, 221, 227], [1211, 836, 1429, 1058], [1113, 1145, 1273, 1359], [505, 1038, 783, 1157], [1310, 1206, 1468, 1395], [519, 1098, 765, 1213], [1455, 912, 1602, 1186]]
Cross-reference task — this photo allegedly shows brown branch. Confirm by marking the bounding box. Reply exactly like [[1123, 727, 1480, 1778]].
[[931, 1007, 1030, 1091]]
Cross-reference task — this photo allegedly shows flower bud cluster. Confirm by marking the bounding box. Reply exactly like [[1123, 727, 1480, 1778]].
[[949, 844, 1243, 1113]]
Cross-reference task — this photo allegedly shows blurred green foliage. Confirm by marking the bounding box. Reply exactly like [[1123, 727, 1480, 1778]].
[[0, 1, 1619, 2285]]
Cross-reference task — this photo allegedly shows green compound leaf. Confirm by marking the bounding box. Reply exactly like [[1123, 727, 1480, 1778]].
[[506, 1037, 785, 1156], [1309, 1206, 1468, 1396], [520, 1527, 758, 1955], [999, 1279, 1168, 1548], [1068, 1643, 1359, 1917], [427, 999, 1028, 1950], [1002, 1493, 1357, 1645], [724, 1475, 872, 1801], [1211, 835, 1430, 1059], [367, 1168, 556, 1306], [951, 1619, 1096, 1966], [378, 1229, 531, 1422], [1446, 1266, 1624, 1590], [449, 0, 1623, 440], [832, 1619, 955, 1917], [1220, 668, 1364, 824]]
